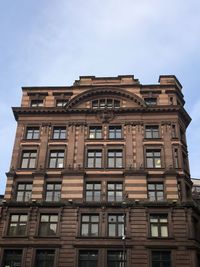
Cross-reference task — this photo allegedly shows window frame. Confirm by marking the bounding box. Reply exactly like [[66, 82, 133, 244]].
[[107, 182, 123, 202], [34, 249, 56, 267], [20, 149, 38, 169], [38, 213, 59, 237], [144, 97, 157, 106], [48, 150, 65, 169], [107, 214, 125, 237], [30, 99, 44, 107], [86, 148, 103, 168], [108, 125, 122, 139], [145, 148, 163, 169], [80, 214, 100, 237], [145, 125, 160, 139], [85, 182, 101, 202], [88, 126, 103, 139], [148, 183, 164, 202], [107, 250, 126, 267], [25, 126, 40, 140], [7, 214, 28, 237], [149, 214, 169, 238], [107, 148, 123, 168], [151, 250, 171, 267], [16, 182, 32, 202], [45, 183, 62, 202], [1, 249, 23, 267], [91, 98, 120, 109], [52, 126, 67, 140], [78, 250, 98, 267]]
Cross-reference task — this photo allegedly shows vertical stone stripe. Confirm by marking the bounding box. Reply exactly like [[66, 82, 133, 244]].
[[67, 125, 76, 167], [75, 125, 85, 169], [125, 124, 134, 168]]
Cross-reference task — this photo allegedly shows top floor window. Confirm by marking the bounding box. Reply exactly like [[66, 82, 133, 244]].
[[25, 127, 40, 139], [109, 126, 122, 139], [89, 126, 102, 139], [31, 99, 44, 107], [145, 125, 159, 139], [92, 99, 120, 109], [145, 98, 157, 106], [52, 126, 66, 139], [56, 99, 68, 107]]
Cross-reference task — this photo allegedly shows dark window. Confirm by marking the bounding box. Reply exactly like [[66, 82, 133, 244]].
[[148, 183, 164, 201], [26, 127, 40, 139], [92, 99, 120, 109], [31, 99, 43, 107], [174, 148, 179, 168], [21, 150, 37, 168], [81, 215, 99, 237], [108, 150, 123, 168], [2, 250, 22, 267], [108, 214, 125, 237], [79, 251, 98, 267], [150, 215, 168, 237], [16, 183, 32, 202], [56, 99, 68, 107], [107, 251, 126, 267], [89, 126, 102, 139], [171, 124, 176, 138], [52, 127, 66, 139], [39, 214, 58, 236], [86, 182, 101, 202], [48, 150, 64, 168], [87, 150, 102, 168], [152, 251, 171, 267], [45, 183, 61, 202], [107, 183, 123, 202], [35, 250, 55, 267], [145, 126, 159, 139], [146, 149, 161, 168], [145, 98, 157, 105], [109, 126, 122, 139], [8, 214, 28, 236]]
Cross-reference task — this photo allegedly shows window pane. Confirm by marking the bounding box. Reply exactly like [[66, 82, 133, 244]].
[[161, 226, 168, 237], [151, 225, 159, 237]]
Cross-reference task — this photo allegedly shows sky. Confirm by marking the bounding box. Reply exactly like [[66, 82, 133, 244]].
[[0, 0, 200, 194]]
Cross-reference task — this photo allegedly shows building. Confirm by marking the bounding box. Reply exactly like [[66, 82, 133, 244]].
[[0, 75, 199, 267]]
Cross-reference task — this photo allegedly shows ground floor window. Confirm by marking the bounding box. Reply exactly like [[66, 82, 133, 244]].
[[152, 251, 171, 267], [35, 250, 55, 267], [107, 250, 126, 267], [2, 249, 22, 267], [79, 250, 98, 267]]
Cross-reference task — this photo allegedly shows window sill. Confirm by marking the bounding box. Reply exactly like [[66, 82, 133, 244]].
[[3, 235, 29, 238], [34, 235, 60, 239], [21, 139, 40, 142], [147, 237, 174, 240], [143, 138, 162, 141], [49, 139, 68, 141]]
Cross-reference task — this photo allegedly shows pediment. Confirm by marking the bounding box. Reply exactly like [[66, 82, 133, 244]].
[[66, 87, 145, 109]]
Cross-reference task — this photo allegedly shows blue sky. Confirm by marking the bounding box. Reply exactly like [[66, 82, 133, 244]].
[[0, 0, 200, 194]]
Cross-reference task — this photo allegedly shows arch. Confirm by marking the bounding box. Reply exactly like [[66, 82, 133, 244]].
[[66, 87, 146, 108]]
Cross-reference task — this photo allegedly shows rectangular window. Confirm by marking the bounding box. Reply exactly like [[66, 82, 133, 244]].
[[107, 183, 123, 202], [2, 250, 22, 267], [45, 183, 61, 202], [89, 126, 102, 139], [92, 99, 120, 109], [148, 183, 164, 201], [21, 150, 37, 169], [8, 214, 28, 236], [150, 215, 168, 237], [108, 150, 123, 168], [26, 127, 40, 139], [146, 149, 161, 168], [145, 126, 159, 139], [52, 126, 66, 139], [86, 182, 101, 202], [171, 124, 176, 138], [79, 251, 98, 267], [174, 148, 179, 168], [87, 150, 102, 168], [152, 251, 171, 267], [109, 126, 122, 139], [81, 215, 99, 237], [35, 250, 55, 267], [16, 183, 32, 202], [144, 98, 157, 105], [56, 99, 68, 107], [31, 99, 43, 107], [107, 251, 126, 267], [48, 150, 64, 168], [39, 214, 58, 236], [108, 214, 125, 237]]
